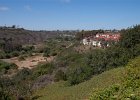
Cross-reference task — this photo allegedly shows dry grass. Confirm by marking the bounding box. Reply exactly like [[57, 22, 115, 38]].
[[1, 53, 54, 69]]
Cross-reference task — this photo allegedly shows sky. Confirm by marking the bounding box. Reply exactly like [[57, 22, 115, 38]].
[[0, 0, 140, 30]]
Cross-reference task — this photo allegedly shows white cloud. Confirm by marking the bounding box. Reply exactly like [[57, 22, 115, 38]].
[[24, 5, 32, 11], [0, 6, 9, 11]]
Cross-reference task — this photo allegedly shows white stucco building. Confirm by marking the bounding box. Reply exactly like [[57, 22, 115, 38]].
[[82, 33, 120, 47]]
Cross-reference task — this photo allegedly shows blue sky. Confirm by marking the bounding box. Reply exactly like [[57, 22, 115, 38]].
[[0, 0, 140, 30]]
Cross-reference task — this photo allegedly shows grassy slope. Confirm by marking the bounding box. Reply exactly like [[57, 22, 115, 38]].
[[90, 56, 140, 99], [34, 67, 125, 100]]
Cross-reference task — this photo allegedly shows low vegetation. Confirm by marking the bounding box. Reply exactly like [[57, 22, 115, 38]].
[[31, 62, 54, 80], [0, 25, 140, 100], [0, 60, 17, 74], [34, 67, 125, 100], [33, 56, 140, 100], [63, 25, 140, 85], [90, 56, 140, 100]]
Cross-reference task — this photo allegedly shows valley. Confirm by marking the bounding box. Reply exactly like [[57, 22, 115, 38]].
[[0, 25, 140, 100], [1, 0, 140, 99]]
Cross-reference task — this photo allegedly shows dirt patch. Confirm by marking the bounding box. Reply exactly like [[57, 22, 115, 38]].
[[1, 54, 54, 69]]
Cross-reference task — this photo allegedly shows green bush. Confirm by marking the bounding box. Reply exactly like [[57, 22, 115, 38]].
[[13, 68, 31, 82], [54, 70, 66, 82], [119, 25, 140, 48], [18, 55, 25, 61], [87, 46, 137, 76], [0, 77, 15, 100], [50, 52, 57, 56], [43, 47, 50, 57], [43, 52, 50, 57], [0, 51, 6, 59], [87, 49, 106, 74], [31, 62, 54, 80], [0, 60, 17, 73], [22, 45, 35, 52], [6, 68, 33, 100], [66, 65, 92, 85], [90, 56, 140, 100], [10, 51, 20, 57], [0, 51, 20, 59], [20, 50, 26, 55], [4, 53, 11, 59]]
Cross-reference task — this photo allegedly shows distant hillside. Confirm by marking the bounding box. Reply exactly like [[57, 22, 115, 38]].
[[0, 28, 56, 45], [0, 28, 77, 45]]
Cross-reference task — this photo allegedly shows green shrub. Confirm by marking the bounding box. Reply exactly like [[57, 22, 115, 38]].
[[119, 25, 140, 48], [5, 53, 11, 59], [51, 52, 57, 56], [0, 77, 15, 100], [66, 65, 92, 85], [31, 62, 54, 80], [22, 45, 35, 52], [54, 70, 66, 82], [43, 52, 50, 57], [20, 50, 26, 55], [0, 51, 20, 59], [0, 51, 6, 59], [13, 68, 31, 82], [0, 60, 17, 73], [90, 56, 140, 100], [10, 51, 20, 57], [7, 68, 33, 100], [18, 55, 25, 61], [43, 47, 50, 57]]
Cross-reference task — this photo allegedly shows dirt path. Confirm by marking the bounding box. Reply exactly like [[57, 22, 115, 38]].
[[1, 54, 54, 69], [66, 43, 73, 48]]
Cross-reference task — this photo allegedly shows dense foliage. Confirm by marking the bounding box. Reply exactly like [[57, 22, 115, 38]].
[[90, 56, 140, 99], [0, 45, 35, 59], [0, 60, 17, 74], [1, 25, 140, 99], [61, 25, 140, 85], [119, 25, 140, 48], [31, 62, 54, 80]]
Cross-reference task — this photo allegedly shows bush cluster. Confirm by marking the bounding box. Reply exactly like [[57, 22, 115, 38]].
[[58, 25, 140, 85], [0, 60, 17, 74], [31, 62, 54, 80], [90, 56, 140, 100]]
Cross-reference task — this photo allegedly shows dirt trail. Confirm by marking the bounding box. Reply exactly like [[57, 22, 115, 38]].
[[1, 54, 54, 69], [66, 43, 73, 48]]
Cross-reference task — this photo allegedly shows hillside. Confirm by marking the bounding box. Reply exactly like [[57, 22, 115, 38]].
[[90, 56, 140, 99], [0, 29, 56, 45], [0, 28, 76, 45], [0, 25, 140, 100], [34, 56, 140, 100], [33, 67, 125, 100]]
